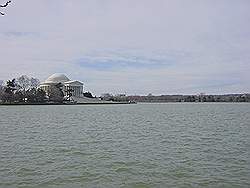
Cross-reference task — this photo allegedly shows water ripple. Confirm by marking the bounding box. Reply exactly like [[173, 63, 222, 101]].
[[0, 103, 250, 187]]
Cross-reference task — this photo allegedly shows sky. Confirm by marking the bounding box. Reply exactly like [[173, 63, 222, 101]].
[[0, 0, 249, 95]]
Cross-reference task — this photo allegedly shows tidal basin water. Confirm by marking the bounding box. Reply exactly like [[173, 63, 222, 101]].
[[0, 103, 250, 188]]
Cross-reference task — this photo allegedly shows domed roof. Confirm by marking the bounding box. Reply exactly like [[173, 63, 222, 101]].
[[44, 73, 70, 83]]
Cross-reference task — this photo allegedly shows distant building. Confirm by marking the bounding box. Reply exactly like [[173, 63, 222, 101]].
[[39, 73, 84, 97], [116, 94, 126, 97]]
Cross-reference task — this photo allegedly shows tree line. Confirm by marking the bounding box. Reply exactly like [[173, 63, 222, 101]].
[[0, 75, 70, 104], [0, 75, 95, 104], [0, 75, 47, 104], [100, 93, 250, 103], [126, 94, 250, 103]]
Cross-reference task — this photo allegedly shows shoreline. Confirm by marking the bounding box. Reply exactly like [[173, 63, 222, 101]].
[[0, 101, 136, 106], [1, 101, 249, 106]]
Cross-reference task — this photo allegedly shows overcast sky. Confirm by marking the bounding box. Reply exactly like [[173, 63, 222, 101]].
[[0, 0, 249, 95]]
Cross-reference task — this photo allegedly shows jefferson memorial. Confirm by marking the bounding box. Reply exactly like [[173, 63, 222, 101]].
[[39, 73, 84, 97]]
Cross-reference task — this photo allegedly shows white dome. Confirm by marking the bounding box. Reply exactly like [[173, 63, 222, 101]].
[[44, 73, 70, 83]]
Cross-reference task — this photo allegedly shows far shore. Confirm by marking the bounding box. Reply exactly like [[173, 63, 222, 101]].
[[0, 101, 136, 106], [1, 101, 250, 106]]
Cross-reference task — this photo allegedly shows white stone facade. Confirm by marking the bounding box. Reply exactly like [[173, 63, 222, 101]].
[[39, 73, 84, 97]]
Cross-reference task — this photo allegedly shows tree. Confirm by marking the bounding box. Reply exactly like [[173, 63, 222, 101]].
[[65, 88, 74, 101], [48, 83, 64, 103], [185, 96, 195, 102], [36, 88, 46, 103], [26, 88, 37, 103], [202, 96, 207, 102], [83, 91, 94, 98], [30, 77, 40, 88], [14, 75, 41, 103], [0, 79, 17, 103], [0, 75, 45, 104], [0, 1, 11, 16], [16, 75, 40, 91], [207, 95, 215, 102], [0, 83, 4, 101], [16, 75, 30, 91], [14, 90, 25, 103], [100, 93, 114, 101]]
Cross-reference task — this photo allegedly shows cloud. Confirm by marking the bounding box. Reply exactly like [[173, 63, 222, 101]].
[[1, 31, 39, 38], [0, 0, 249, 95], [76, 49, 183, 70]]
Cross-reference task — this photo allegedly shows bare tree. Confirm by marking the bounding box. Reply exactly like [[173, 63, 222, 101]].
[[30, 77, 40, 88], [16, 75, 40, 91], [0, 1, 11, 16], [16, 75, 30, 91]]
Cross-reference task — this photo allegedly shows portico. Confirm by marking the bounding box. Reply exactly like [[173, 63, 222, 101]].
[[39, 73, 84, 97]]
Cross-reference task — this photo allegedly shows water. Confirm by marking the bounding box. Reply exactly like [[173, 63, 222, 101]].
[[0, 103, 250, 188]]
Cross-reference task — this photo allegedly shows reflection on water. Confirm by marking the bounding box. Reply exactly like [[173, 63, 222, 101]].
[[0, 103, 250, 187]]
